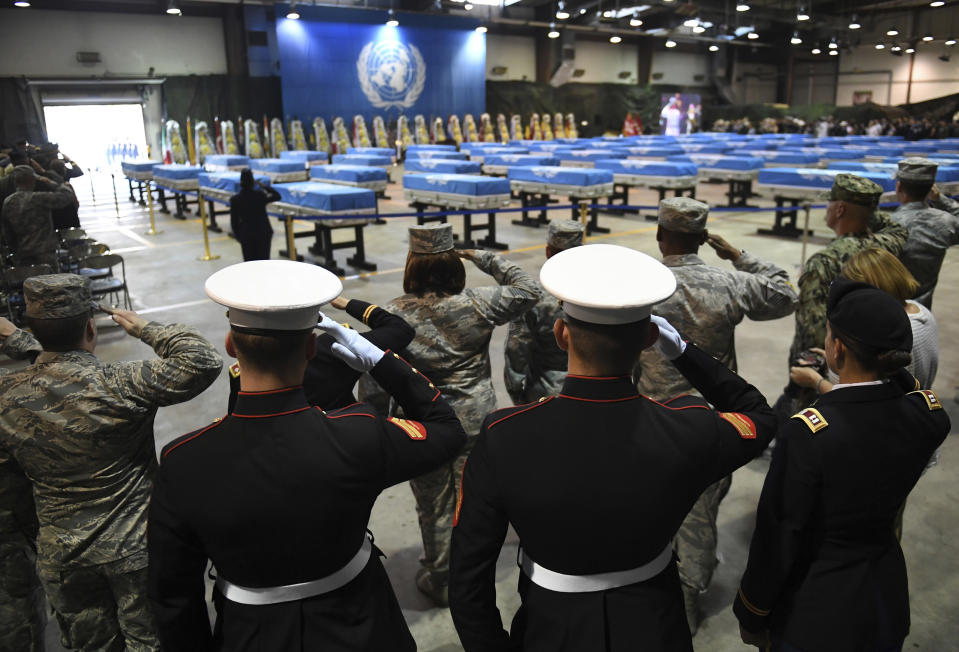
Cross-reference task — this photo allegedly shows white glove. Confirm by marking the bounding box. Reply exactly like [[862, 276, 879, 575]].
[[316, 313, 385, 372], [650, 315, 686, 360]]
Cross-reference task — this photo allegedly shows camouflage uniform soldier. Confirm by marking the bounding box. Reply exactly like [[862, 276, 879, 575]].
[[891, 158, 959, 308], [504, 219, 584, 404], [0, 166, 73, 268], [0, 317, 45, 652], [930, 183, 959, 216], [635, 197, 798, 634], [386, 225, 539, 605], [0, 275, 222, 651], [789, 174, 907, 363]]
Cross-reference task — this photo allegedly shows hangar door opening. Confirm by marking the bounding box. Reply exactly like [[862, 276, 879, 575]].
[[43, 104, 147, 172]]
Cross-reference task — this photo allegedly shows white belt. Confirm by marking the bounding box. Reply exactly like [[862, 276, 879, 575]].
[[215, 535, 373, 605], [519, 544, 672, 593]]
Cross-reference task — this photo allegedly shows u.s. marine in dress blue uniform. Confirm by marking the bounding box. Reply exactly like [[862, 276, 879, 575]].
[[449, 245, 779, 652]]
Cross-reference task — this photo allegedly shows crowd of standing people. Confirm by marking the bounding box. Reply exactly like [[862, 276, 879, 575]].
[[0, 152, 956, 652]]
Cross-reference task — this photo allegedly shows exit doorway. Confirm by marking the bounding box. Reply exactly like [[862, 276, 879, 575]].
[[43, 104, 147, 172]]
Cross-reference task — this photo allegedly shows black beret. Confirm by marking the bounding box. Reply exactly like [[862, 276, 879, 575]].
[[827, 277, 912, 351]]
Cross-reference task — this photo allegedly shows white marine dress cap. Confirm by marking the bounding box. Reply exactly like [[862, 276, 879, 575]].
[[205, 260, 343, 331], [540, 243, 677, 325]]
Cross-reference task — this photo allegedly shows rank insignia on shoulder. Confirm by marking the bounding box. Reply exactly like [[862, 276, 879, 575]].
[[719, 412, 757, 439], [908, 389, 942, 411], [229, 362, 241, 379], [388, 417, 427, 440], [792, 408, 828, 433]]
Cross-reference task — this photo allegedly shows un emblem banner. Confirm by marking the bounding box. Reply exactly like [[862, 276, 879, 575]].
[[276, 6, 485, 122]]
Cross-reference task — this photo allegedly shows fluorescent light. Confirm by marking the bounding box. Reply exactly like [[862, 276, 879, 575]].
[[610, 35, 622, 43], [736, 3, 750, 11], [791, 31, 802, 45], [886, 29, 899, 36], [747, 31, 759, 39], [923, 34, 934, 41], [708, 44, 719, 52], [475, 25, 487, 33], [665, 39, 677, 47], [875, 42, 885, 49], [630, 16, 643, 27], [811, 47, 821, 54]]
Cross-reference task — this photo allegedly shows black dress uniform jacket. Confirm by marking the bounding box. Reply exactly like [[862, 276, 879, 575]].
[[148, 352, 467, 651], [229, 185, 280, 261], [449, 342, 778, 652], [733, 374, 950, 652], [227, 300, 415, 413]]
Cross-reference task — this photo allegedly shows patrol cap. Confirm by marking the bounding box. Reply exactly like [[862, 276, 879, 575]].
[[658, 197, 709, 233], [409, 223, 454, 254], [205, 260, 342, 332], [24, 274, 92, 319], [540, 244, 676, 325], [827, 277, 912, 351], [547, 219, 585, 250], [896, 157, 937, 183], [825, 173, 883, 207]]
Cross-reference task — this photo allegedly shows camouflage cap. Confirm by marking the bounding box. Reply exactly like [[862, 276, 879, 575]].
[[896, 157, 937, 183], [547, 219, 585, 250], [826, 173, 883, 207], [409, 223, 454, 254], [24, 274, 92, 319], [658, 196, 709, 233]]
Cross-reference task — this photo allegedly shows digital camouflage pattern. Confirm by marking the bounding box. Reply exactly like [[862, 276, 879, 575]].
[[24, 273, 91, 319], [386, 250, 538, 584], [893, 201, 959, 308], [409, 223, 454, 254], [1, 183, 73, 266], [0, 321, 221, 650], [896, 157, 937, 183], [789, 211, 907, 360], [504, 279, 568, 404], [826, 173, 883, 207], [932, 191, 959, 216], [658, 196, 709, 233], [546, 219, 584, 250], [0, 328, 45, 652], [637, 251, 798, 401]]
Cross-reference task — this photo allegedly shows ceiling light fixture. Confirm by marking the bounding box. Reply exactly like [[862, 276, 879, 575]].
[[797, 5, 810, 21], [555, 1, 570, 19], [828, 38, 839, 49], [709, 44, 719, 51], [946, 37, 958, 45], [579, 7, 587, 13], [610, 35, 622, 43], [683, 18, 698, 27], [166, 0, 181, 15], [13, 0, 30, 6], [930, 0, 945, 6], [887, 29, 899, 36], [475, 25, 487, 32], [891, 43, 902, 51], [829, 49, 838, 55], [665, 38, 678, 47], [747, 31, 759, 39], [875, 42, 885, 49], [692, 24, 706, 33], [923, 33, 935, 41], [386, 8, 399, 26], [286, 2, 300, 19], [848, 15, 861, 29], [630, 14, 643, 27], [736, 3, 750, 11], [791, 31, 802, 45], [811, 47, 821, 54], [464, 3, 473, 9], [905, 46, 915, 53], [548, 22, 560, 38]]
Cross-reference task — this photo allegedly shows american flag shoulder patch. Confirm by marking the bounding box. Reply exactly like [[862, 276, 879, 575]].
[[792, 408, 828, 433], [388, 417, 427, 440], [719, 412, 757, 439]]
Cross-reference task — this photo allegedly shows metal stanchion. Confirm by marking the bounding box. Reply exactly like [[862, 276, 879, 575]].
[[111, 173, 120, 219], [196, 195, 220, 261], [88, 171, 96, 204], [144, 181, 162, 236], [799, 203, 811, 272], [286, 216, 297, 261], [579, 201, 589, 241]]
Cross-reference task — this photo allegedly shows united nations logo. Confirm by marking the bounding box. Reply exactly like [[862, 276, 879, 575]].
[[357, 41, 426, 110]]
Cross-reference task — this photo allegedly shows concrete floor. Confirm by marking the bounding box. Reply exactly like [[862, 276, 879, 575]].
[[14, 167, 959, 651]]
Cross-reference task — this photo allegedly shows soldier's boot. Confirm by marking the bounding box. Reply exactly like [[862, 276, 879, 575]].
[[682, 583, 700, 636], [415, 567, 449, 608]]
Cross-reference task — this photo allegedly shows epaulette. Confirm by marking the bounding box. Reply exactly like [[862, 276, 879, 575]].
[[162, 416, 227, 459], [791, 407, 828, 433], [228, 362, 241, 379], [908, 389, 943, 411], [487, 396, 554, 429]]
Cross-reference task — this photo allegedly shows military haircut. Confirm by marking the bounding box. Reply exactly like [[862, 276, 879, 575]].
[[230, 328, 313, 374], [657, 226, 707, 254], [898, 179, 934, 202], [563, 314, 651, 372], [403, 250, 466, 296], [828, 322, 911, 377], [841, 248, 918, 304], [26, 311, 91, 352]]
